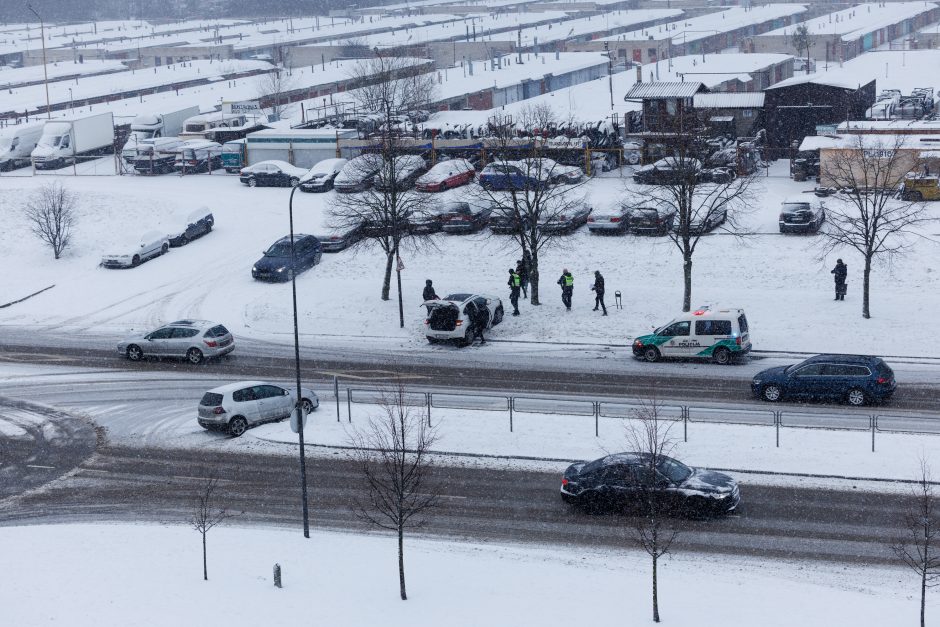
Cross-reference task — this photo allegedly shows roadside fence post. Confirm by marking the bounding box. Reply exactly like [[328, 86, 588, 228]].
[[871, 414, 877, 452], [427, 393, 432, 427], [509, 397, 514, 433], [775, 411, 781, 448], [334, 376, 340, 422], [594, 402, 599, 437], [683, 406, 688, 442], [346, 387, 352, 423]]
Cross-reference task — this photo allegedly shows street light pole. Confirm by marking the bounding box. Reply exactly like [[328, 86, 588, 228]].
[[27, 4, 51, 119], [288, 185, 311, 539]]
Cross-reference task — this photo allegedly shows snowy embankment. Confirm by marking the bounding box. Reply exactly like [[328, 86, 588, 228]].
[[1, 162, 938, 359], [0, 523, 928, 627]]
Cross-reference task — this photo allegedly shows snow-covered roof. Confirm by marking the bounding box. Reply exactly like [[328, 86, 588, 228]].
[[600, 4, 808, 45], [759, 2, 939, 42], [799, 133, 940, 151], [625, 81, 705, 99], [765, 73, 868, 91], [0, 59, 128, 88], [640, 53, 792, 89], [694, 92, 765, 108], [769, 50, 940, 95], [838, 119, 940, 133]]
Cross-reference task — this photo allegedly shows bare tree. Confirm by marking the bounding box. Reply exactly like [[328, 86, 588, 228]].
[[892, 458, 940, 627], [190, 476, 231, 581], [818, 134, 933, 318], [789, 23, 815, 74], [256, 66, 295, 122], [472, 106, 591, 306], [330, 54, 437, 326], [348, 380, 439, 600], [23, 182, 77, 260], [626, 121, 757, 312], [625, 398, 681, 624]]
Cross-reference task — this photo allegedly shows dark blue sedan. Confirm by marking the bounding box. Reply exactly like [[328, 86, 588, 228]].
[[478, 161, 549, 191], [251, 234, 322, 282], [752, 354, 896, 406]]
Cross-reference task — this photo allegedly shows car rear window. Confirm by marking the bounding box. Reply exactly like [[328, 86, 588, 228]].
[[200, 392, 223, 406], [695, 320, 731, 336], [737, 314, 749, 334], [204, 325, 230, 338]]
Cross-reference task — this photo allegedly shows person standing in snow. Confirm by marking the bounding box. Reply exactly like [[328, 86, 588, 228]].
[[423, 279, 438, 302], [557, 268, 573, 310], [517, 255, 530, 299], [508, 268, 521, 316], [831, 259, 847, 301], [469, 301, 487, 345], [591, 270, 607, 315]]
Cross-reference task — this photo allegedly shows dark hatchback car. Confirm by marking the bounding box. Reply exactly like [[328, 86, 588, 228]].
[[752, 354, 896, 406], [314, 226, 362, 253], [440, 201, 492, 234], [168, 207, 214, 247], [251, 234, 322, 282], [560, 453, 740, 516], [628, 206, 676, 235]]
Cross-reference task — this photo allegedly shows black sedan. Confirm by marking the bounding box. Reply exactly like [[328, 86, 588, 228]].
[[251, 234, 322, 282], [560, 452, 740, 516], [239, 160, 308, 188], [168, 207, 214, 247]]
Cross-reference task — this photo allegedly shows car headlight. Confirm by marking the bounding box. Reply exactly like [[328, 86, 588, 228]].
[[752, 379, 762, 386], [252, 265, 258, 272], [276, 267, 286, 273]]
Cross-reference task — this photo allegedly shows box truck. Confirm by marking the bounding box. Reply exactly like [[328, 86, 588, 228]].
[[120, 106, 200, 162], [0, 123, 44, 171], [31, 112, 115, 170]]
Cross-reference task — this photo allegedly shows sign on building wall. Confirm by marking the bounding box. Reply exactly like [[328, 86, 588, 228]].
[[864, 149, 896, 159], [223, 100, 262, 115]]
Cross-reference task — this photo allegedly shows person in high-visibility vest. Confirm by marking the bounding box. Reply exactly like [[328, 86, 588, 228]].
[[557, 268, 574, 310], [508, 268, 521, 315]]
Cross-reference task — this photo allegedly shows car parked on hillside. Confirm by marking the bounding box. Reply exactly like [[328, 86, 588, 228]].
[[518, 157, 583, 184], [100, 230, 170, 268], [489, 210, 530, 235], [779, 197, 826, 234], [440, 201, 492, 234], [423, 293, 504, 345], [119, 320, 234, 365], [539, 204, 592, 234], [239, 160, 308, 188], [560, 452, 740, 515], [478, 161, 550, 191], [408, 205, 454, 234], [313, 225, 362, 252], [168, 207, 214, 247], [415, 158, 476, 192], [374, 155, 427, 191], [633, 157, 703, 186], [752, 354, 896, 406], [197, 380, 319, 436], [298, 157, 347, 192], [587, 205, 631, 234], [251, 234, 322, 281], [334, 154, 383, 193], [627, 206, 676, 235], [689, 206, 727, 235]]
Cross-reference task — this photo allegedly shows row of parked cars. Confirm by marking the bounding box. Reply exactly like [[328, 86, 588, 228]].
[[100, 207, 214, 268], [127, 137, 224, 175]]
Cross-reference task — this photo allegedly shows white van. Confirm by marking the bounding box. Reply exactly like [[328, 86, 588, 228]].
[[0, 123, 44, 170], [632, 306, 751, 365]]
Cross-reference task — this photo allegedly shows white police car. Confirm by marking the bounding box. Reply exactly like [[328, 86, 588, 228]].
[[632, 306, 751, 365]]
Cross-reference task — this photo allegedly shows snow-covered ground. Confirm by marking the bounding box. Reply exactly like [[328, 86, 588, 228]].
[[0, 523, 931, 627], [1, 161, 938, 359]]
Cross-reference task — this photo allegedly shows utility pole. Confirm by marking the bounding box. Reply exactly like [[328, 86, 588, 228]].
[[27, 4, 51, 119], [605, 42, 614, 109]]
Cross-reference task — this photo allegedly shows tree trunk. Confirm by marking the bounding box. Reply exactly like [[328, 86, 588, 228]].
[[396, 261, 404, 329], [202, 531, 208, 581], [398, 525, 407, 601], [921, 566, 927, 627], [652, 551, 660, 623], [682, 253, 693, 313], [862, 254, 872, 319], [381, 250, 394, 301], [530, 253, 541, 306]]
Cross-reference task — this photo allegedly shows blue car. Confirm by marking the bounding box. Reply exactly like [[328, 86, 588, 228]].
[[751, 354, 896, 406], [478, 161, 549, 191], [251, 234, 322, 282]]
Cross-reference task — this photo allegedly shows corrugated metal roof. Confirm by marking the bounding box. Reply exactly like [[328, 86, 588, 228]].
[[693, 92, 765, 109], [624, 81, 706, 100]]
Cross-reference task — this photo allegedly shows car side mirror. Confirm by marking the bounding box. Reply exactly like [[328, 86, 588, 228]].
[[282, 389, 289, 396]]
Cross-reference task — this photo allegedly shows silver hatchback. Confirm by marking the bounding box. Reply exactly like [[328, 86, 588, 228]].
[[118, 320, 234, 365]]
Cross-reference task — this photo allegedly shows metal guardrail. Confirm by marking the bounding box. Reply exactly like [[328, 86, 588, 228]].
[[335, 383, 939, 451]]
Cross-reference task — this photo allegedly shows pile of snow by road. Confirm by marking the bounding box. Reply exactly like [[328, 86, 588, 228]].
[[1, 162, 938, 358], [0, 523, 928, 626]]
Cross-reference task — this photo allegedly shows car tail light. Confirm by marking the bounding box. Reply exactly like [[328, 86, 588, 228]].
[[587, 217, 595, 222], [877, 376, 889, 384], [735, 336, 742, 346], [213, 407, 225, 415], [204, 340, 218, 347], [610, 217, 621, 222], [455, 320, 463, 326], [561, 478, 569, 486], [424, 319, 430, 325]]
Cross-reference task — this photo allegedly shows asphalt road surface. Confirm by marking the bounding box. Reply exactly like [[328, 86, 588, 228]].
[[0, 444, 912, 566]]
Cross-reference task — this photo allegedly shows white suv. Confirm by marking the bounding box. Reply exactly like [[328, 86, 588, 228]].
[[197, 381, 319, 436]]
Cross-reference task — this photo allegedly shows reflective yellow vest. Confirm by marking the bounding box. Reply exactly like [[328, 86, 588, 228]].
[[563, 274, 573, 287]]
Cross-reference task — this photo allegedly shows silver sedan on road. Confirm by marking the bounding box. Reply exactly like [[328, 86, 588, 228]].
[[118, 320, 234, 365]]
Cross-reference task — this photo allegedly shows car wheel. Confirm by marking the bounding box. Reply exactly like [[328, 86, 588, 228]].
[[761, 384, 782, 402], [493, 305, 504, 325], [228, 416, 248, 437], [712, 347, 732, 365], [178, 235, 189, 246], [427, 336, 440, 344], [642, 346, 660, 363], [846, 388, 867, 407], [301, 397, 316, 414], [461, 326, 474, 347], [186, 348, 204, 365], [131, 255, 141, 267], [289, 177, 300, 187], [161, 243, 169, 255], [248, 177, 257, 187], [126, 344, 143, 361]]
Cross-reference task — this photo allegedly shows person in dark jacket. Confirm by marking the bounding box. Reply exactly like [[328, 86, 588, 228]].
[[508, 268, 521, 315], [516, 256, 530, 298], [468, 301, 487, 345], [557, 268, 573, 310], [831, 259, 847, 301], [591, 270, 607, 315], [423, 279, 438, 302]]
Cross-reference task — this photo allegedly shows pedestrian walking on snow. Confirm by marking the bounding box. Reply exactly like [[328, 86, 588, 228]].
[[508, 268, 521, 315], [423, 279, 438, 302], [516, 256, 530, 299], [557, 269, 574, 310], [591, 270, 607, 315], [831, 259, 847, 301]]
